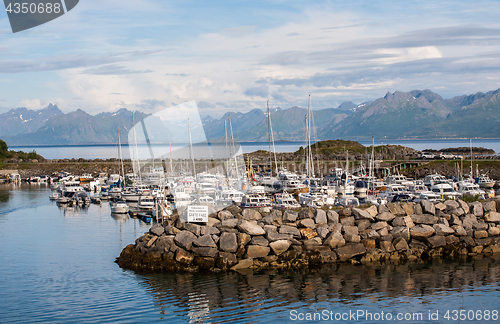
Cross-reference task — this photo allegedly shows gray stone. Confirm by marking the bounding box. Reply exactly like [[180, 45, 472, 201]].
[[483, 201, 497, 213], [485, 211, 500, 223], [191, 246, 218, 257], [336, 243, 366, 262], [207, 217, 220, 227], [298, 218, 316, 229], [365, 205, 378, 217], [201, 226, 220, 236], [218, 210, 234, 221], [427, 235, 447, 248], [420, 200, 435, 215], [470, 201, 484, 217], [279, 225, 301, 237], [215, 252, 237, 270], [377, 212, 396, 222], [444, 200, 460, 211], [327, 210, 339, 223], [488, 226, 500, 236], [193, 234, 217, 248], [391, 226, 410, 241], [315, 209, 328, 224], [377, 227, 389, 237], [261, 210, 282, 225], [352, 208, 374, 220], [220, 218, 239, 228], [175, 248, 194, 264], [156, 235, 175, 249], [356, 219, 371, 231], [269, 240, 292, 255], [371, 221, 388, 231], [380, 241, 395, 252], [378, 204, 390, 214], [340, 216, 355, 226], [185, 223, 201, 236], [457, 200, 469, 214], [450, 215, 462, 226], [149, 224, 165, 236], [474, 230, 489, 239], [411, 214, 439, 225], [237, 232, 252, 247], [266, 231, 293, 242], [242, 209, 262, 220], [298, 209, 314, 219], [231, 258, 253, 270], [387, 203, 406, 216], [174, 231, 197, 250], [324, 232, 346, 248], [316, 227, 330, 239], [343, 225, 359, 236], [283, 210, 298, 222], [164, 224, 181, 235], [219, 232, 238, 252], [413, 203, 423, 215], [359, 229, 380, 239], [435, 202, 446, 211], [410, 224, 435, 240], [263, 225, 277, 233], [212, 234, 219, 243], [450, 208, 465, 216], [473, 222, 489, 231], [246, 245, 270, 258], [329, 223, 343, 234], [393, 237, 409, 251], [344, 234, 361, 243], [250, 236, 269, 247], [238, 220, 266, 235], [433, 224, 455, 235]]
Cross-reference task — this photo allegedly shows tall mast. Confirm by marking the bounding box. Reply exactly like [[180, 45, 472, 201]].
[[188, 118, 196, 178], [470, 138, 473, 178], [305, 114, 309, 180], [132, 111, 142, 183], [307, 94, 314, 177], [267, 101, 273, 176], [228, 115, 239, 179], [118, 129, 125, 182], [169, 142, 173, 177]]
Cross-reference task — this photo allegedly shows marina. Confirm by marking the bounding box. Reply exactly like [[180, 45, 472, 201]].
[[1, 183, 500, 323]]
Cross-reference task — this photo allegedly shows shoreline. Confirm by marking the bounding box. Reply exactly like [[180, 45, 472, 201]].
[[116, 199, 500, 273]]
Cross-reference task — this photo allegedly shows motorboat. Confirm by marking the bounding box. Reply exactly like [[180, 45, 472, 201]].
[[475, 174, 495, 189], [240, 194, 272, 209], [457, 180, 485, 198], [380, 183, 411, 200], [274, 192, 301, 209], [111, 200, 130, 214], [138, 195, 155, 211], [384, 174, 414, 187], [408, 182, 441, 201], [430, 183, 461, 200], [218, 189, 245, 205], [423, 173, 451, 188], [353, 180, 368, 199], [49, 190, 59, 200]]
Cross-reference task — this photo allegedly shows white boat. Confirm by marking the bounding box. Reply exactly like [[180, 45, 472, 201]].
[[138, 195, 155, 210], [457, 180, 485, 198], [384, 174, 414, 187], [408, 182, 441, 201], [423, 173, 451, 188], [430, 183, 461, 200], [240, 194, 272, 209], [218, 189, 245, 204], [274, 192, 301, 209], [336, 196, 359, 207], [173, 186, 193, 208], [475, 174, 495, 189], [111, 200, 129, 214], [380, 184, 411, 200], [49, 190, 59, 200]]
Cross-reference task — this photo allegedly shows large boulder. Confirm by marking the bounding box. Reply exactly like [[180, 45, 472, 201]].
[[410, 225, 435, 240], [327, 210, 339, 223], [411, 214, 439, 225], [269, 240, 292, 255], [376, 212, 395, 222], [324, 232, 346, 248], [279, 225, 301, 237], [238, 220, 266, 235], [336, 243, 366, 262], [174, 231, 197, 250], [315, 209, 328, 224], [283, 210, 298, 223], [219, 232, 238, 252], [242, 209, 262, 220], [149, 224, 165, 236], [469, 201, 484, 217], [420, 200, 435, 215], [193, 234, 217, 248], [352, 208, 374, 221], [433, 224, 455, 236], [485, 211, 500, 223], [246, 245, 270, 258]]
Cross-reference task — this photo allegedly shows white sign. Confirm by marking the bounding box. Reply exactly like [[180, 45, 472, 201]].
[[187, 205, 208, 223]]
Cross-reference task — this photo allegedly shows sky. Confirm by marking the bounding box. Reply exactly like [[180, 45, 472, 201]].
[[1, 0, 500, 118]]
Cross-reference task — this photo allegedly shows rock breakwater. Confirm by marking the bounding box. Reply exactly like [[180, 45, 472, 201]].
[[116, 199, 500, 273]]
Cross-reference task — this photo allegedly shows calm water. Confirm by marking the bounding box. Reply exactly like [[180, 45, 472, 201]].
[[1, 184, 500, 323], [9, 139, 500, 160]]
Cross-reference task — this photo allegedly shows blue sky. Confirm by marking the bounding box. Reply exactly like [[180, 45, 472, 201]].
[[1, 0, 500, 117]]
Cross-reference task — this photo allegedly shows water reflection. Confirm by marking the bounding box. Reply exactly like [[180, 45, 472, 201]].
[[137, 257, 500, 323]]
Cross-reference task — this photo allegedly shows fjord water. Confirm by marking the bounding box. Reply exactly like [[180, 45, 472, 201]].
[[1, 185, 500, 323], [10, 138, 500, 160]]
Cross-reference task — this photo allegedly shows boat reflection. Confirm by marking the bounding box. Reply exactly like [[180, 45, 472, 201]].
[[136, 257, 500, 323]]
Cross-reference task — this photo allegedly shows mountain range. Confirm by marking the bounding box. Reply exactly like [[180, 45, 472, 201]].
[[1, 88, 500, 146]]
